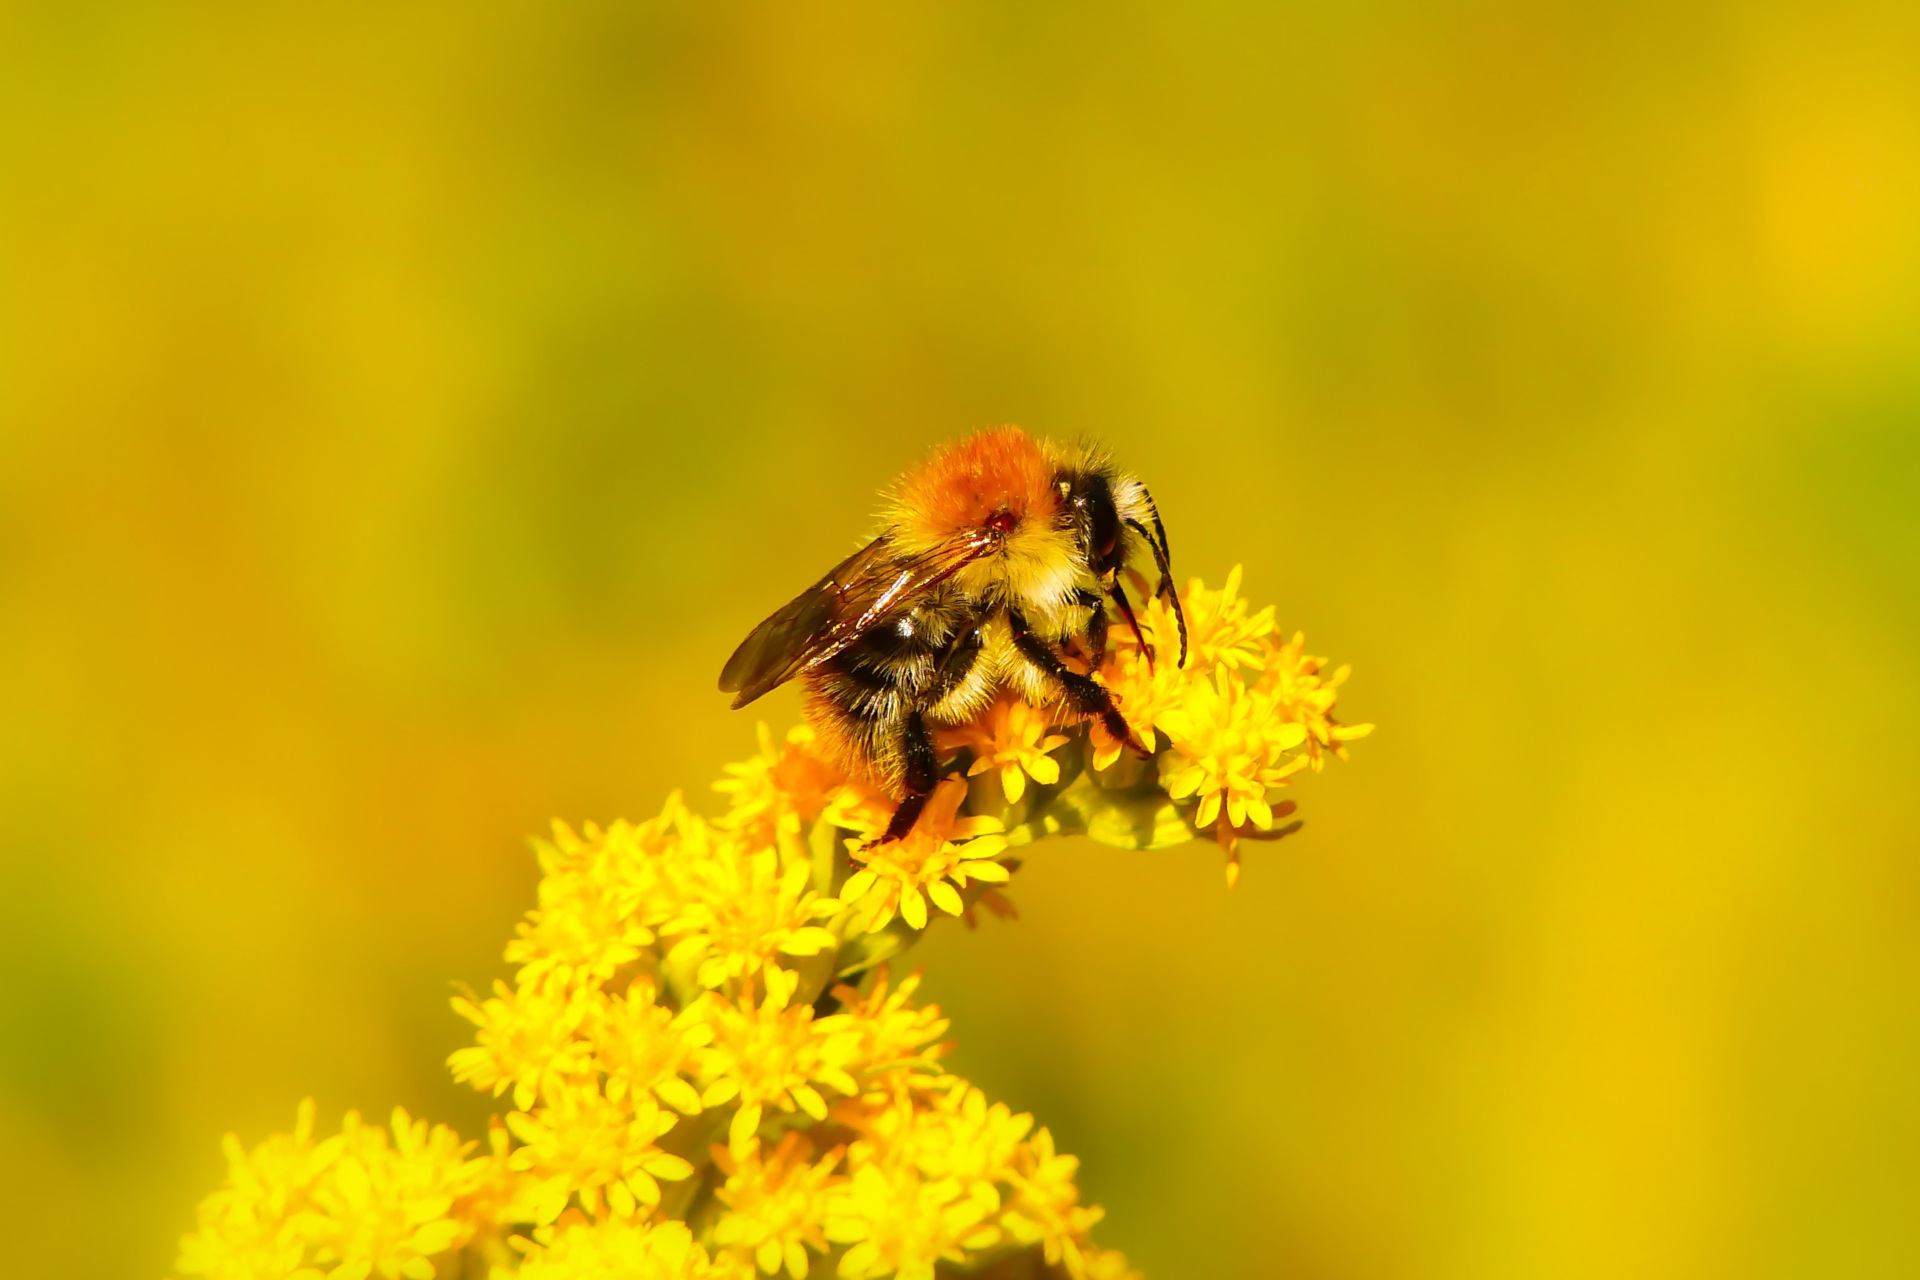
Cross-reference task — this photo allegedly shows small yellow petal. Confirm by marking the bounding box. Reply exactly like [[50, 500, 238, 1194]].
[[840, 869, 877, 903], [625, 1169, 660, 1206], [666, 933, 708, 965], [959, 860, 1009, 884], [1196, 791, 1221, 829], [778, 927, 838, 956], [959, 834, 1009, 859], [900, 886, 928, 930], [730, 1102, 763, 1156], [644, 1152, 695, 1181], [655, 1076, 704, 1115]]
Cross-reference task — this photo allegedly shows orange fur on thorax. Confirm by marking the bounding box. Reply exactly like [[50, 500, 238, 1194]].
[[886, 426, 1058, 552]]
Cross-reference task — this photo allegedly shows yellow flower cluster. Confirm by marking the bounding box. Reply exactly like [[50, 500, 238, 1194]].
[[174, 572, 1365, 1279], [1086, 567, 1372, 880], [174, 1099, 509, 1280]]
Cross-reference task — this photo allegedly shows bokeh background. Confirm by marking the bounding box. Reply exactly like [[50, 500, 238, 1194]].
[[4, 2, 1920, 1277]]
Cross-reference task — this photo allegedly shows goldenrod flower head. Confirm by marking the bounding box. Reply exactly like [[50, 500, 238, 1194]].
[[812, 968, 950, 1082], [815, 778, 899, 847], [1179, 564, 1276, 671], [507, 814, 677, 986], [1088, 566, 1271, 770], [513, 1218, 751, 1280], [450, 970, 601, 1111], [939, 695, 1073, 803], [837, 778, 1012, 931], [592, 976, 707, 1116], [662, 839, 841, 990], [1258, 629, 1376, 770], [1156, 665, 1311, 833], [685, 978, 858, 1155], [712, 1131, 845, 1278], [716, 723, 844, 849], [1088, 621, 1186, 767], [175, 570, 1363, 1280], [1074, 569, 1372, 881], [823, 1081, 1006, 1280], [174, 1100, 501, 1280], [822, 1075, 1121, 1280], [688, 967, 947, 1159], [824, 1162, 995, 1280], [897, 1079, 1033, 1191], [1001, 1124, 1108, 1277], [505, 1082, 694, 1223]]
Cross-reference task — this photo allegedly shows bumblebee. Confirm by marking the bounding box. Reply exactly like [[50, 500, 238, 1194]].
[[719, 426, 1187, 844]]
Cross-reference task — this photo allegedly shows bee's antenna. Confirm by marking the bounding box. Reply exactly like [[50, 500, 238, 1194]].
[[1139, 487, 1172, 567], [1124, 517, 1187, 668]]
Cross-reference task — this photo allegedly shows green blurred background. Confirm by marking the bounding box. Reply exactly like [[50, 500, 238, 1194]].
[[4, 2, 1919, 1277]]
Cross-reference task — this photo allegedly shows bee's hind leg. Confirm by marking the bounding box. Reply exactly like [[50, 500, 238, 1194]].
[[863, 711, 938, 849], [867, 793, 928, 849]]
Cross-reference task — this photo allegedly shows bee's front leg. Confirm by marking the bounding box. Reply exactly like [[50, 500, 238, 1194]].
[[1007, 608, 1150, 757], [1103, 577, 1155, 671], [1125, 506, 1187, 668], [1072, 587, 1110, 670]]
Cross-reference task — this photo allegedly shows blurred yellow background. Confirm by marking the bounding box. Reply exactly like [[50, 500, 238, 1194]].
[[4, 2, 1919, 1277]]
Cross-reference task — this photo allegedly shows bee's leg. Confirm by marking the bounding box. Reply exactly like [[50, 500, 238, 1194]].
[[1105, 576, 1153, 671], [1071, 587, 1110, 669], [1124, 517, 1187, 668], [867, 712, 937, 848], [927, 617, 988, 705], [1007, 608, 1150, 756], [868, 614, 989, 850], [872, 791, 928, 848]]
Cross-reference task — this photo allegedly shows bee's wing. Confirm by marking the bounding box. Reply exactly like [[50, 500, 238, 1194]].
[[718, 530, 994, 710]]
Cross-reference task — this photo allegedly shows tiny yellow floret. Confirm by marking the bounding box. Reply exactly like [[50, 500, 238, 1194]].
[[940, 695, 1074, 803]]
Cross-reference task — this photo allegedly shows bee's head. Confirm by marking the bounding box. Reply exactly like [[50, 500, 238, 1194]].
[[885, 425, 1060, 555]]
